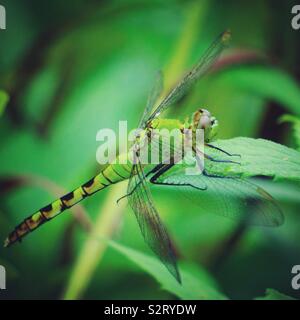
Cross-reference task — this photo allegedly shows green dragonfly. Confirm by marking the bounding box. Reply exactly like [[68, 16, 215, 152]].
[[4, 31, 283, 283]]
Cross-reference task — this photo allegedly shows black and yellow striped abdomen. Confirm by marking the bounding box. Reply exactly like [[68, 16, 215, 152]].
[[4, 159, 132, 247]]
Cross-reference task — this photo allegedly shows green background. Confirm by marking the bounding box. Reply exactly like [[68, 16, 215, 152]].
[[0, 0, 300, 299]]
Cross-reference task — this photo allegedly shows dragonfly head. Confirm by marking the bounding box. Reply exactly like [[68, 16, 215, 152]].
[[192, 108, 219, 142]]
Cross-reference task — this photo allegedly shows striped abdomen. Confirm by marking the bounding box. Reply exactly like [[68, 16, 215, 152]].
[[4, 162, 132, 247]]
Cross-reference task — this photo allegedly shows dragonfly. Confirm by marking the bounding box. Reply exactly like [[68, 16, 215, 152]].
[[4, 31, 283, 284]]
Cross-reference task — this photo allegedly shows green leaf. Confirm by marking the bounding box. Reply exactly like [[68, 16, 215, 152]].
[[280, 114, 300, 151], [208, 137, 300, 182], [256, 288, 296, 300], [108, 240, 228, 300], [219, 67, 300, 116], [0, 90, 9, 116]]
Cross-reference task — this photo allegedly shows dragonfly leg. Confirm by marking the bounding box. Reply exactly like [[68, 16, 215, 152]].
[[116, 180, 143, 204], [150, 163, 174, 183], [150, 163, 207, 190], [193, 145, 240, 165], [205, 143, 241, 157], [202, 168, 234, 179], [205, 153, 241, 165], [116, 163, 165, 204]]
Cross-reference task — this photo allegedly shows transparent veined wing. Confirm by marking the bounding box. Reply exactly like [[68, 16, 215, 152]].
[[127, 157, 181, 283], [125, 30, 231, 283], [127, 58, 180, 283], [138, 71, 164, 129], [155, 165, 284, 227], [146, 30, 231, 124]]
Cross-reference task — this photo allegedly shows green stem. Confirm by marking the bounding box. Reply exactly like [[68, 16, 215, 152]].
[[63, 182, 127, 300], [163, 0, 208, 93]]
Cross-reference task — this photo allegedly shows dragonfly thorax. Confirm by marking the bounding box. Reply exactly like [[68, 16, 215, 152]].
[[191, 108, 219, 143]]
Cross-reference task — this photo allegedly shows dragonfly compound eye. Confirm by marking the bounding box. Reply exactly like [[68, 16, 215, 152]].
[[198, 115, 211, 129]]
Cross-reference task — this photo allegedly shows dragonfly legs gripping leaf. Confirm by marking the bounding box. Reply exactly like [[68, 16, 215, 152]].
[[204, 153, 241, 165], [205, 155, 241, 166], [149, 163, 208, 190], [193, 145, 241, 165], [202, 168, 228, 179], [205, 143, 241, 158]]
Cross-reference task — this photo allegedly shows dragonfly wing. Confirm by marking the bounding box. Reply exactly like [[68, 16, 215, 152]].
[[138, 71, 164, 128], [147, 31, 231, 123], [157, 166, 284, 227], [127, 160, 181, 283]]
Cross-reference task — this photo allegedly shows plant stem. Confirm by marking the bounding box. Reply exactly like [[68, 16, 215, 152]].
[[63, 182, 127, 300], [163, 0, 208, 94]]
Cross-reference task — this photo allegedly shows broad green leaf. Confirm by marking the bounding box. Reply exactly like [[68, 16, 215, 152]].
[[108, 240, 227, 300], [280, 114, 300, 151], [207, 137, 300, 182], [218, 67, 300, 116], [0, 90, 9, 116], [256, 288, 296, 300]]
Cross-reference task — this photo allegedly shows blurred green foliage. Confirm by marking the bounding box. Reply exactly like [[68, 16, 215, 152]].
[[0, 0, 300, 300], [280, 114, 300, 150], [256, 288, 296, 300], [0, 90, 8, 116]]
